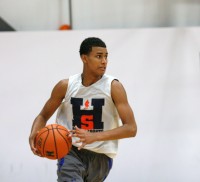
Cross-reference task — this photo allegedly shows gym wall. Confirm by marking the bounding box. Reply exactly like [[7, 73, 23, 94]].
[[1, 0, 200, 30], [0, 28, 200, 181]]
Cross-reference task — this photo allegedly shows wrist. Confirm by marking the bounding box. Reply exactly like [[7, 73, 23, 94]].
[[95, 132, 102, 142]]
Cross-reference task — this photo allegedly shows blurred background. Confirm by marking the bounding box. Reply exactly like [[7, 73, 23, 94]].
[[0, 1, 200, 182], [1, 0, 200, 31]]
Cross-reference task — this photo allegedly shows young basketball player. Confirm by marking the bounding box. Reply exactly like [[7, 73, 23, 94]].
[[29, 37, 137, 182]]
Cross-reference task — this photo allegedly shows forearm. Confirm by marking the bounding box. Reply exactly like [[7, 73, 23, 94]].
[[96, 123, 137, 141], [30, 115, 47, 136]]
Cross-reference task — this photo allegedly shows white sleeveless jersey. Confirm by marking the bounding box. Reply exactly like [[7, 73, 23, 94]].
[[56, 73, 122, 158]]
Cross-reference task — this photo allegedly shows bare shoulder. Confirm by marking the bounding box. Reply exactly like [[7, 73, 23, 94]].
[[111, 79, 123, 89], [54, 79, 68, 90], [111, 79, 127, 103], [51, 79, 69, 99], [57, 79, 69, 87], [111, 79, 126, 94]]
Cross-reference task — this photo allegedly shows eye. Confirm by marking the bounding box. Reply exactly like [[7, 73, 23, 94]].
[[96, 55, 101, 58]]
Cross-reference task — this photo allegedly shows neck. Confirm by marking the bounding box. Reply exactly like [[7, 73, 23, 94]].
[[81, 73, 102, 87]]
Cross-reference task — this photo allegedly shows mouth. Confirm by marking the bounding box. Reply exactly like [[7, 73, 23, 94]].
[[99, 67, 106, 71]]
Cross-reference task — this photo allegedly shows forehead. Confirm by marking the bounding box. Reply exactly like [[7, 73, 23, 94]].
[[90, 47, 108, 54]]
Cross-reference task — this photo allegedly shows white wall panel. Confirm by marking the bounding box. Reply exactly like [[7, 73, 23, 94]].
[[0, 27, 200, 181]]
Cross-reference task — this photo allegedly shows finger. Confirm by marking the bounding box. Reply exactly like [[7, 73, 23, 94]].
[[72, 133, 85, 138], [74, 126, 81, 132], [71, 127, 80, 134], [31, 146, 37, 154], [67, 131, 72, 138], [31, 146, 39, 156], [74, 139, 83, 143], [30, 139, 36, 152], [78, 143, 86, 150], [70, 129, 76, 133], [30, 142, 37, 153], [29, 134, 43, 157], [32, 148, 42, 157], [35, 151, 42, 157], [30, 139, 41, 157]]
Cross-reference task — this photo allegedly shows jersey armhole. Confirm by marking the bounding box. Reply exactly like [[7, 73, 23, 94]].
[[110, 79, 119, 104]]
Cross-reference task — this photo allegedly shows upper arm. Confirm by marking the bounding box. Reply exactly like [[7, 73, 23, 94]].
[[111, 80, 136, 127], [39, 79, 68, 121]]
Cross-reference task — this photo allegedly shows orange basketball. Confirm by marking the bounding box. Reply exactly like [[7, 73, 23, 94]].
[[59, 24, 71, 30], [34, 124, 72, 160]]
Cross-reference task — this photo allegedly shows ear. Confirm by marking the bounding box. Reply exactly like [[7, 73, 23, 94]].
[[81, 55, 88, 64]]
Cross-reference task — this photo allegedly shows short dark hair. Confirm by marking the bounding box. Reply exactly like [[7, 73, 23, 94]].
[[79, 37, 106, 55]]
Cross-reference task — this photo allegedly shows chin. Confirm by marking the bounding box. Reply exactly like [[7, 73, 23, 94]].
[[99, 72, 105, 76], [94, 70, 106, 77]]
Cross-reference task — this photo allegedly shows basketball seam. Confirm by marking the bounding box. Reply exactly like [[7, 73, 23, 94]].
[[52, 124, 58, 159], [56, 127, 72, 153], [36, 128, 49, 139], [56, 128, 68, 132], [43, 128, 49, 157]]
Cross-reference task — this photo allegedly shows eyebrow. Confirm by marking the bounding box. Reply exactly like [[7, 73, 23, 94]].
[[96, 52, 108, 55]]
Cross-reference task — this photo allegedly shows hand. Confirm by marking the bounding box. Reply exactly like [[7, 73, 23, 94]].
[[29, 132, 42, 157], [71, 126, 97, 150]]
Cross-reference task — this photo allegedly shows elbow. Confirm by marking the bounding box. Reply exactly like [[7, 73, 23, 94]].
[[129, 124, 137, 138], [133, 127, 137, 137]]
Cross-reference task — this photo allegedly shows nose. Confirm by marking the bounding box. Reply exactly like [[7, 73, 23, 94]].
[[101, 57, 107, 64]]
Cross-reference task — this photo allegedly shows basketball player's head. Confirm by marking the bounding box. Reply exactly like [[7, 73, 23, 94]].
[[80, 37, 108, 77], [79, 37, 106, 56]]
